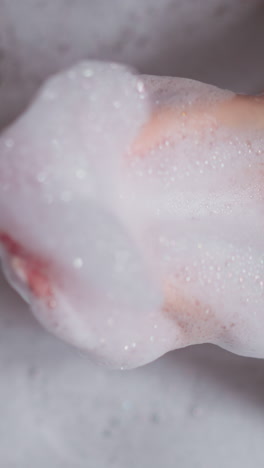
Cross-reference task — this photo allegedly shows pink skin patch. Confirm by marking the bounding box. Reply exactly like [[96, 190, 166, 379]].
[[0, 232, 55, 309]]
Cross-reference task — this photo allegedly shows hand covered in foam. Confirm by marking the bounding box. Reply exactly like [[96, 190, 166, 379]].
[[0, 61, 263, 369]]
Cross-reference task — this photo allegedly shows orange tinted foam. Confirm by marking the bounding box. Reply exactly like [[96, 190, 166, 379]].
[[129, 95, 264, 158]]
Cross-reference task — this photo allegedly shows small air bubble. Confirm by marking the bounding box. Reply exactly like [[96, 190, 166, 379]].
[[60, 191, 72, 202], [43, 89, 56, 101], [122, 400, 131, 410], [136, 80, 145, 93], [113, 101, 121, 109], [73, 257, 83, 269], [68, 70, 76, 80], [76, 168, 87, 179], [45, 194, 53, 204], [124, 345, 129, 351], [82, 68, 94, 78], [4, 138, 14, 149], [190, 405, 204, 418], [52, 138, 59, 147], [48, 299, 57, 309], [37, 172, 47, 183]]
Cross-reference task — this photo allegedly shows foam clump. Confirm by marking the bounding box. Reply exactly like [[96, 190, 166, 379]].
[[0, 60, 264, 369]]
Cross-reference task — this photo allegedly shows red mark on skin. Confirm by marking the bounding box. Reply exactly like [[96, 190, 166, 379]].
[[0, 232, 55, 308]]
